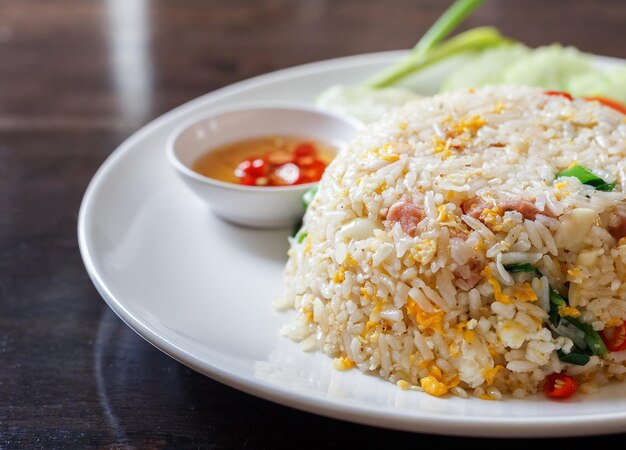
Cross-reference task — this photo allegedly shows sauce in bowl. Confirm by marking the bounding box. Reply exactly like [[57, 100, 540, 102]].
[[192, 136, 336, 187]]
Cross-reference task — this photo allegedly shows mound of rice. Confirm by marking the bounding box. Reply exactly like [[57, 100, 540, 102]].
[[277, 85, 626, 399]]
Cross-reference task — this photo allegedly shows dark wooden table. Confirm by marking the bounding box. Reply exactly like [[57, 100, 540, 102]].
[[2, 0, 626, 447]]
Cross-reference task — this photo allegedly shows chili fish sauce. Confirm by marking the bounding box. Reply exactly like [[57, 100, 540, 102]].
[[192, 136, 336, 187]]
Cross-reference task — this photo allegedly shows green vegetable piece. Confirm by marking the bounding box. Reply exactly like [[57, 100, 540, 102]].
[[556, 164, 616, 192], [440, 43, 530, 91], [557, 164, 601, 183], [293, 185, 318, 241], [557, 350, 591, 366], [595, 67, 626, 103], [501, 44, 595, 91], [564, 317, 608, 357], [302, 186, 318, 209], [564, 63, 626, 103], [549, 290, 566, 326], [364, 27, 510, 88], [295, 230, 308, 244], [411, 0, 486, 59], [595, 181, 617, 192], [504, 263, 542, 277], [548, 290, 608, 356]]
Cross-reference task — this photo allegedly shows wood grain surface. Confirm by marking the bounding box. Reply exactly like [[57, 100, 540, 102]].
[[1, 0, 625, 447]]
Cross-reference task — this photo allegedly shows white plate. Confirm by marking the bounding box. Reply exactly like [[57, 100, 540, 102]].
[[78, 51, 626, 437]]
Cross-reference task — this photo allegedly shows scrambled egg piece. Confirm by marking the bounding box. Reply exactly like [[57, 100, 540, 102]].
[[554, 181, 567, 190], [419, 366, 460, 397], [333, 268, 346, 283], [482, 365, 504, 385], [397, 380, 411, 390], [411, 239, 437, 265], [374, 182, 388, 194], [483, 266, 512, 304], [420, 376, 449, 397], [463, 329, 475, 343], [406, 298, 444, 334], [456, 115, 486, 134], [333, 356, 355, 371], [513, 282, 538, 302], [558, 305, 582, 318], [380, 154, 400, 162], [498, 320, 526, 349], [479, 207, 503, 230]]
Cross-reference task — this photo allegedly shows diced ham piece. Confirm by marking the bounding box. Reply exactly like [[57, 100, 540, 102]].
[[454, 259, 484, 291], [387, 200, 424, 237], [461, 196, 555, 221], [609, 205, 626, 240], [460, 196, 490, 219], [499, 199, 555, 220]]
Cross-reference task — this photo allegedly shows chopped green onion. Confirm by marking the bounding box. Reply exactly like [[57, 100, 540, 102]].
[[292, 186, 319, 240], [411, 0, 486, 58], [594, 181, 617, 192], [364, 27, 510, 88], [303, 186, 318, 209], [295, 230, 308, 244], [548, 290, 608, 356], [557, 349, 591, 366], [504, 263, 542, 277], [564, 317, 608, 357], [549, 290, 566, 326], [556, 164, 616, 192]]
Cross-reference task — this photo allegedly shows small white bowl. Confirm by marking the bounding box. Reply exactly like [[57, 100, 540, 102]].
[[167, 103, 362, 228]]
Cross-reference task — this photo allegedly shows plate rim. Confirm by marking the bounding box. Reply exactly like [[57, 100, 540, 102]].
[[78, 49, 626, 437]]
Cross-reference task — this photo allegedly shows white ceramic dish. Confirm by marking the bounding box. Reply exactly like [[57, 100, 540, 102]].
[[78, 50, 626, 437], [167, 103, 361, 228]]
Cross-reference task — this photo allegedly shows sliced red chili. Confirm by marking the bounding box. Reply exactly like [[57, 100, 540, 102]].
[[545, 373, 578, 399], [240, 174, 256, 186], [600, 322, 626, 352], [584, 96, 626, 115], [246, 158, 268, 177], [299, 160, 326, 183], [294, 143, 315, 157], [234, 141, 328, 186], [295, 155, 315, 167], [235, 158, 265, 178], [544, 90, 573, 101]]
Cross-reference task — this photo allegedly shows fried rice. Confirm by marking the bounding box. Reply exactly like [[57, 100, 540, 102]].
[[276, 85, 626, 399]]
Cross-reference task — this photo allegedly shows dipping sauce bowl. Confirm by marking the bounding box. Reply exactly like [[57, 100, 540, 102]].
[[167, 103, 361, 228]]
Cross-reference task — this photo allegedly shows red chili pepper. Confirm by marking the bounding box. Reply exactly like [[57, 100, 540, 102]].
[[544, 90, 573, 100], [545, 373, 578, 399], [234, 141, 328, 186], [584, 96, 626, 115], [295, 155, 315, 167], [245, 158, 268, 177], [600, 322, 626, 352], [240, 174, 256, 186], [298, 160, 326, 183], [294, 143, 315, 157]]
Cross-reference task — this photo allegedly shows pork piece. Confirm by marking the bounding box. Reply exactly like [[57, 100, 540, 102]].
[[499, 199, 555, 220], [387, 200, 424, 237], [461, 196, 554, 221], [460, 197, 491, 219], [454, 259, 484, 291], [609, 205, 626, 240]]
